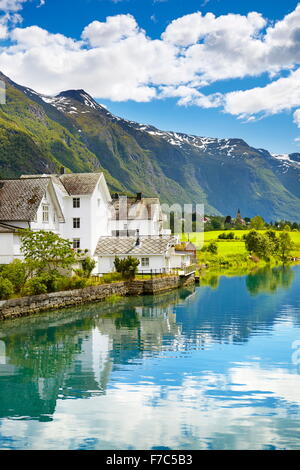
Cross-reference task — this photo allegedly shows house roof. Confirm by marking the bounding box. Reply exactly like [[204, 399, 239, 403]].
[[111, 196, 162, 221], [59, 173, 102, 195], [95, 236, 177, 256], [0, 178, 51, 222]]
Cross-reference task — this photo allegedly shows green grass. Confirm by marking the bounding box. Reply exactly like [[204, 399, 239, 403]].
[[183, 230, 300, 257]]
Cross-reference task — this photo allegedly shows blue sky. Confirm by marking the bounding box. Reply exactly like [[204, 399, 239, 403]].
[[1, 0, 300, 153]]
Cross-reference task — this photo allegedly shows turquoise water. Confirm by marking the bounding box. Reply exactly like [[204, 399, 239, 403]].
[[0, 266, 300, 450]]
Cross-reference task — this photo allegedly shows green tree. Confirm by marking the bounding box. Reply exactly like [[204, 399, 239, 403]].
[[245, 230, 275, 260], [81, 257, 96, 278], [19, 230, 76, 274], [114, 256, 140, 281], [277, 232, 294, 262], [0, 259, 26, 292], [0, 278, 14, 300], [250, 216, 265, 230]]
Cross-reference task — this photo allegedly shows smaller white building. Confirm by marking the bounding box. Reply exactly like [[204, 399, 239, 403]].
[[94, 235, 196, 275], [109, 193, 171, 237]]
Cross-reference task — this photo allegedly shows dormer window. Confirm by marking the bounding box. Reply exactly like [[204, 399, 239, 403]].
[[73, 198, 80, 208], [42, 204, 49, 223]]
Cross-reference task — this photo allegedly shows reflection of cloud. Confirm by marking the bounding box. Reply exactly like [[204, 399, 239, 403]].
[[1, 364, 300, 450]]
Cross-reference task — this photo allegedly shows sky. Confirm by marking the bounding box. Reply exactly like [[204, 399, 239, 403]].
[[1, 1, 300, 154]]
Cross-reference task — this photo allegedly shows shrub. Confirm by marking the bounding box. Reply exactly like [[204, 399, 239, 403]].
[[207, 242, 218, 254], [22, 278, 48, 296], [1, 260, 26, 292], [0, 278, 14, 299], [81, 257, 96, 278], [68, 276, 88, 290], [114, 256, 140, 281]]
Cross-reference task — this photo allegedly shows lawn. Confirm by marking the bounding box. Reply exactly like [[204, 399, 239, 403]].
[[182, 230, 300, 258]]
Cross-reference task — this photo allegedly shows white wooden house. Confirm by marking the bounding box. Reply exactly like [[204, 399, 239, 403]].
[[0, 177, 64, 264], [0, 172, 195, 274]]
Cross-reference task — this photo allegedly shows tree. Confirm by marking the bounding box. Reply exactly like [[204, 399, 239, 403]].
[[81, 257, 96, 278], [114, 256, 140, 281], [245, 230, 275, 260], [277, 232, 294, 262], [250, 216, 265, 230], [20, 230, 76, 274]]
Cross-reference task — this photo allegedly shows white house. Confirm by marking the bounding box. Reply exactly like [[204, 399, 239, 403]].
[[21, 172, 112, 255], [0, 177, 64, 265], [94, 235, 195, 275], [109, 193, 171, 237], [0, 172, 196, 274]]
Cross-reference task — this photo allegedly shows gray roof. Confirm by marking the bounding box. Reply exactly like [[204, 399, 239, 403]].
[[95, 236, 177, 256], [59, 173, 102, 195], [0, 178, 51, 222], [111, 196, 161, 220]]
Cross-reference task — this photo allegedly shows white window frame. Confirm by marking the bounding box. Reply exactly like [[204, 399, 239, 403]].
[[141, 257, 150, 267], [42, 204, 49, 223], [73, 218, 80, 229], [73, 198, 80, 208], [73, 238, 80, 250]]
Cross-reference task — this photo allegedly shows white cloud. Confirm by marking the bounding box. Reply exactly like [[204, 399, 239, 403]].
[[82, 14, 140, 48], [0, 0, 28, 12], [0, 5, 300, 119], [224, 68, 300, 117], [293, 109, 300, 128]]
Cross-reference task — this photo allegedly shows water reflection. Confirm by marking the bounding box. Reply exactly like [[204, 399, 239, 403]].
[[0, 267, 300, 449], [246, 266, 294, 295]]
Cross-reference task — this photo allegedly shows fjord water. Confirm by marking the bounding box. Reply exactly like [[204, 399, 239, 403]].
[[1, 266, 300, 450]]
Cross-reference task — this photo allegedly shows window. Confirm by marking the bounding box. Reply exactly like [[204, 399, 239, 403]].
[[124, 223, 128, 230], [73, 218, 80, 229], [73, 239, 80, 249], [141, 258, 150, 267], [42, 204, 49, 223], [73, 198, 80, 208]]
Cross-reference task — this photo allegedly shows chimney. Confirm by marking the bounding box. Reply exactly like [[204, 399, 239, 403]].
[[135, 229, 140, 246], [60, 166, 66, 175], [136, 192, 142, 201]]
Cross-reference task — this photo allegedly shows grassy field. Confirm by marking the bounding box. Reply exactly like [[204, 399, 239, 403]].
[[182, 230, 300, 258]]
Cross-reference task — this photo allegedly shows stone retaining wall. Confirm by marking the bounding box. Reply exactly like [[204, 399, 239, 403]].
[[0, 274, 195, 321]]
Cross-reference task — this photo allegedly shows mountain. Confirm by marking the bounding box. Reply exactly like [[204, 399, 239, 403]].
[[1, 71, 300, 221]]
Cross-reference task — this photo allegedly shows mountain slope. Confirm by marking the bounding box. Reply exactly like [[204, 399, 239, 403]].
[[1, 71, 300, 221]]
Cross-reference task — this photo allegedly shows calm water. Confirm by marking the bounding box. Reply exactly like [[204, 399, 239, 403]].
[[1, 266, 300, 450]]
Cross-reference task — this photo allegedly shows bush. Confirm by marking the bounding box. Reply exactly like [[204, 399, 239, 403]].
[[207, 242, 218, 254], [114, 256, 140, 281], [81, 257, 96, 278], [22, 277, 48, 296], [1, 260, 26, 292], [0, 278, 14, 299], [54, 275, 88, 291]]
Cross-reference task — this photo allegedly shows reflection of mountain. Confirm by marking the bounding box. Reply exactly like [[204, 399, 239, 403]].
[[175, 266, 299, 345], [0, 267, 299, 424], [0, 287, 194, 420]]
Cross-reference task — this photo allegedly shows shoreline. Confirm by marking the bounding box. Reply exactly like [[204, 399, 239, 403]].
[[0, 274, 195, 322]]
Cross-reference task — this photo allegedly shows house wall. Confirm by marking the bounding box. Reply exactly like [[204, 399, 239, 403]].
[[97, 254, 167, 274], [109, 219, 162, 236]]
